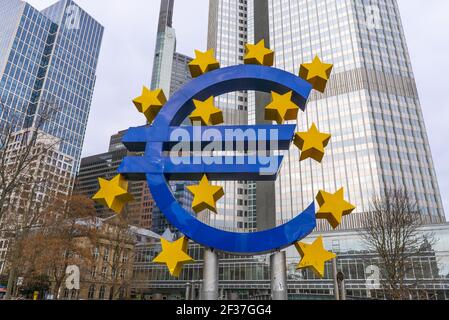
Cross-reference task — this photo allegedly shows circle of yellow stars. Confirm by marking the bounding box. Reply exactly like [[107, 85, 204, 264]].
[[92, 41, 357, 278]]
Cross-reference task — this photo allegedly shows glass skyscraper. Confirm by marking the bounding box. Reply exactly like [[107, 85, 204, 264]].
[[206, 0, 253, 232], [150, 0, 192, 96], [270, 0, 444, 229], [207, 0, 445, 231], [0, 0, 104, 175], [148, 0, 194, 234]]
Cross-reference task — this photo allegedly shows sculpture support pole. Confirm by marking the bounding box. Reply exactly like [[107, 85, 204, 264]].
[[340, 278, 347, 300], [185, 282, 191, 300], [190, 281, 196, 300], [332, 258, 340, 300], [202, 248, 219, 300], [253, 0, 289, 301], [270, 251, 288, 300]]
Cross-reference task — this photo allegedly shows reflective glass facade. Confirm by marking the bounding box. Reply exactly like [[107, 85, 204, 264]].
[[268, 0, 445, 229], [207, 0, 445, 231], [207, 0, 252, 232], [148, 0, 193, 235], [0, 0, 104, 175]]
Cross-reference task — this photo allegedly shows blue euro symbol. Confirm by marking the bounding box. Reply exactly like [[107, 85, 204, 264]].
[[118, 65, 317, 254]]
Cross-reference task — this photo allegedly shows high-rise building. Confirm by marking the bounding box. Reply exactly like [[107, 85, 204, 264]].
[[0, 0, 103, 275], [206, 0, 254, 232], [272, 0, 445, 228], [150, 0, 192, 96], [147, 0, 194, 235], [207, 0, 445, 231], [0, 0, 104, 178]]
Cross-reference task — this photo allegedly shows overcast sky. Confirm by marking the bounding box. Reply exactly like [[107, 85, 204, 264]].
[[26, 0, 449, 219]]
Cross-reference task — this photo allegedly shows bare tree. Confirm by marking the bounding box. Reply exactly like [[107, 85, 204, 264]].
[[20, 195, 98, 299], [0, 99, 64, 299], [361, 188, 435, 300], [0, 99, 60, 223]]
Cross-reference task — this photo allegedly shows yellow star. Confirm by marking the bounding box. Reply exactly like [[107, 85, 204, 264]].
[[295, 236, 336, 278], [152, 236, 194, 278], [244, 39, 274, 66], [188, 49, 220, 78], [294, 123, 331, 163], [186, 175, 224, 214], [265, 91, 299, 124], [299, 56, 333, 93], [316, 188, 356, 229], [189, 96, 224, 126], [132, 87, 167, 124], [92, 174, 134, 214]]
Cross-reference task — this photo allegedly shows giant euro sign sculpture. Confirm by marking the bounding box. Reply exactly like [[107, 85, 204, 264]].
[[93, 43, 356, 278]]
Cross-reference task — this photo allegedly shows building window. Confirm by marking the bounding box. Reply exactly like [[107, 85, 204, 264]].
[[99, 286, 106, 300], [93, 247, 99, 259], [88, 285, 95, 300], [103, 247, 109, 261], [101, 266, 108, 278]]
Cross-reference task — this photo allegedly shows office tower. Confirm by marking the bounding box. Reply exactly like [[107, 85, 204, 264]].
[[0, 0, 103, 270], [74, 131, 150, 229], [147, 0, 194, 234], [208, 0, 445, 231], [150, 0, 192, 95], [170, 52, 193, 97], [206, 0, 253, 232], [0, 0, 104, 178]]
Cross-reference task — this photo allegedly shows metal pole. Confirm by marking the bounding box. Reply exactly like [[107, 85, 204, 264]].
[[332, 258, 340, 300], [337, 271, 347, 301], [202, 248, 219, 300], [198, 281, 203, 300], [270, 251, 288, 300], [190, 281, 196, 300], [185, 283, 191, 300], [339, 277, 347, 300]]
